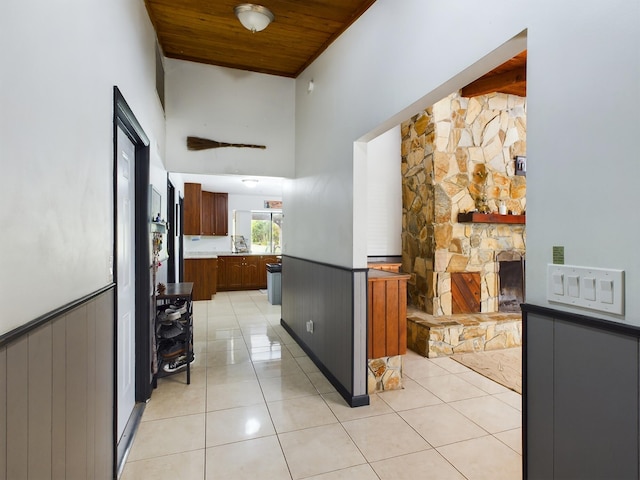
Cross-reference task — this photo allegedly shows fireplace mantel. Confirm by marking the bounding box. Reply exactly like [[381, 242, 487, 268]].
[[457, 212, 526, 224]]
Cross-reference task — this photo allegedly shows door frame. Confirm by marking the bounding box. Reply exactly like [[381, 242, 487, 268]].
[[167, 178, 176, 283], [179, 195, 184, 281], [113, 86, 152, 474]]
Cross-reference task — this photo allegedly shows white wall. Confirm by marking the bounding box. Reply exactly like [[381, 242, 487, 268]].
[[165, 59, 295, 178], [524, 0, 640, 323], [288, 0, 528, 269], [4, 0, 638, 335], [0, 0, 167, 334], [366, 126, 402, 256], [288, 0, 640, 323]]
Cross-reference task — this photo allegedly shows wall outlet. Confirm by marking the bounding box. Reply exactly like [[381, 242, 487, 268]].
[[306, 320, 314, 333]]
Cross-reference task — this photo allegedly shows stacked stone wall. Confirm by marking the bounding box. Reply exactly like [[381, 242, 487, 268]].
[[401, 92, 526, 315]]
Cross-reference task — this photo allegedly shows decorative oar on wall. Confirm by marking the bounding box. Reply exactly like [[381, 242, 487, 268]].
[[187, 136, 266, 151]]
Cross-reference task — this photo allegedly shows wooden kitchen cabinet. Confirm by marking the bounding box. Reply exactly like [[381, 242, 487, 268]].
[[184, 258, 218, 300], [226, 257, 244, 289], [184, 182, 228, 236], [258, 255, 278, 287], [217, 256, 228, 289], [213, 193, 228, 236], [201, 191, 215, 235], [184, 183, 202, 235], [227, 256, 259, 289], [217, 255, 272, 291]]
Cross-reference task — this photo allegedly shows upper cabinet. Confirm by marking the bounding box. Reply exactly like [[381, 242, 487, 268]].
[[184, 183, 202, 235], [184, 183, 228, 236], [201, 191, 215, 235], [213, 193, 228, 236]]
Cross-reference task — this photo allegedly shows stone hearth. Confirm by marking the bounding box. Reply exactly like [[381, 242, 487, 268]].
[[406, 307, 521, 358]]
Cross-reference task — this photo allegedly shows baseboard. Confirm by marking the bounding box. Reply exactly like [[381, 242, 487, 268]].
[[280, 318, 370, 408]]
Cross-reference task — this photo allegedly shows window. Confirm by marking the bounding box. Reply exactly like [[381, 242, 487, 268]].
[[251, 211, 282, 253]]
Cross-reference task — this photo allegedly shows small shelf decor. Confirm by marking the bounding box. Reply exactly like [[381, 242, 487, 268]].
[[150, 221, 167, 234], [457, 212, 526, 224]]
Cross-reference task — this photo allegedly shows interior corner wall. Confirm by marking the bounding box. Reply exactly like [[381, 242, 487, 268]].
[[0, 0, 166, 334]]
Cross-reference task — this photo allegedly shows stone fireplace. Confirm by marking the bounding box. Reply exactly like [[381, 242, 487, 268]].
[[401, 91, 526, 316]]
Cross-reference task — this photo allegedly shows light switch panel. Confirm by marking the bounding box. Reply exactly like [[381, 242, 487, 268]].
[[547, 264, 624, 316]]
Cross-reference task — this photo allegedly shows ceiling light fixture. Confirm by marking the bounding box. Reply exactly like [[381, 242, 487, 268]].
[[234, 4, 274, 33], [242, 178, 259, 188]]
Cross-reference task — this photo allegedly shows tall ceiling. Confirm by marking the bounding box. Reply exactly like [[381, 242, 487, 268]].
[[145, 0, 526, 94], [145, 0, 377, 78], [150, 3, 526, 195]]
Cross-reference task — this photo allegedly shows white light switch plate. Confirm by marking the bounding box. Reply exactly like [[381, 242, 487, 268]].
[[547, 264, 624, 315]]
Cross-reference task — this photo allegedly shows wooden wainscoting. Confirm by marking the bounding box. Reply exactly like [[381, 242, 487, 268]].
[[367, 269, 410, 358]]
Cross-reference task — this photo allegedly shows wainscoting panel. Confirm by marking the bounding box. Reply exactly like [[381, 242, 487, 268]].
[[6, 336, 28, 478], [67, 305, 89, 478], [52, 314, 67, 479], [28, 323, 53, 479], [0, 286, 114, 480], [281, 256, 368, 405], [523, 304, 640, 480], [95, 291, 115, 476]]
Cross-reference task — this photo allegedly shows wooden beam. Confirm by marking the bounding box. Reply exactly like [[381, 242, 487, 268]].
[[461, 66, 527, 98]]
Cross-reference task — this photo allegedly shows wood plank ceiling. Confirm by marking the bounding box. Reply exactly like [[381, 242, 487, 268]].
[[462, 50, 527, 97], [145, 0, 526, 95], [145, 0, 377, 78]]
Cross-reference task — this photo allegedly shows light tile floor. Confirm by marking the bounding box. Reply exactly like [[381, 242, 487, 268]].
[[122, 291, 522, 480]]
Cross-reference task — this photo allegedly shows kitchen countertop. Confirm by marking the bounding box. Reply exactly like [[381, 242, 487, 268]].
[[184, 252, 218, 259], [368, 268, 411, 281], [185, 252, 281, 259]]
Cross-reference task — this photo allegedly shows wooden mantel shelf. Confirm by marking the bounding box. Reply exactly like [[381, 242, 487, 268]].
[[458, 212, 526, 224]]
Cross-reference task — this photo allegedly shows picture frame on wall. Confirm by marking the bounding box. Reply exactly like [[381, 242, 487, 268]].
[[264, 200, 282, 209], [150, 186, 161, 222], [515, 156, 526, 176]]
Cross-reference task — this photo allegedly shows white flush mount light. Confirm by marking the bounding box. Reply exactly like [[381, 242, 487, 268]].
[[234, 4, 274, 33], [242, 178, 259, 188]]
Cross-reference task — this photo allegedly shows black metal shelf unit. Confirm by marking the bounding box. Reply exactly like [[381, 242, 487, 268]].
[[154, 282, 194, 385]]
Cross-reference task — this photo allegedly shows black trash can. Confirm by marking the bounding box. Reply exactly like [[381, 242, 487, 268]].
[[266, 263, 282, 305]]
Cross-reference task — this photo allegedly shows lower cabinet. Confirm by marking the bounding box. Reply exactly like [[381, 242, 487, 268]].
[[217, 255, 278, 291], [227, 256, 259, 289], [184, 258, 218, 300]]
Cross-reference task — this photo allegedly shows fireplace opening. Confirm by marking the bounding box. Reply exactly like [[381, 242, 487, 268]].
[[497, 253, 525, 312]]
